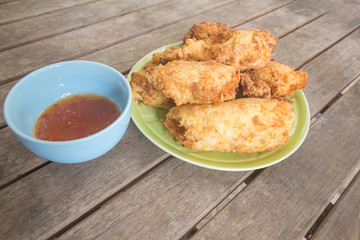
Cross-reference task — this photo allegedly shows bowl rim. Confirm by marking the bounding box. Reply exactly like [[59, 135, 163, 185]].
[[3, 60, 132, 145]]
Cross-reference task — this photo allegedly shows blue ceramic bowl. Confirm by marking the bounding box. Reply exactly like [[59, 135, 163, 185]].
[[4, 60, 132, 163]]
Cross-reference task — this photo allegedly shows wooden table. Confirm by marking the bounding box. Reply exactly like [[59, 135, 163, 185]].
[[1, 0, 359, 239]]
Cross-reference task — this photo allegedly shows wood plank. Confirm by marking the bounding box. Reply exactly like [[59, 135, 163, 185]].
[[59, 160, 250, 240], [0, 0, 169, 52], [0, 0, 239, 84], [0, 81, 15, 127], [0, 121, 169, 240], [0, 2, 306, 237], [0, 127, 47, 189], [191, 83, 360, 239], [0, 0, 297, 184], [78, 0, 324, 73], [302, 29, 360, 117], [1, 1, 358, 238], [57, 26, 360, 240], [0, 0, 355, 195], [314, 175, 360, 240], [238, 0, 329, 37], [272, 2, 360, 68], [0, 0, 97, 25]]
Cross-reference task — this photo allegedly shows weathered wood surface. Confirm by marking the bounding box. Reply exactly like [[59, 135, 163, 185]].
[[0, 127, 47, 189], [0, 122, 168, 240], [59, 160, 251, 240], [314, 175, 360, 240], [1, 0, 357, 187], [0, 0, 336, 126], [56, 21, 360, 240], [0, 0, 97, 25], [0, 0, 240, 84], [0, 0, 169, 52], [0, 0, 299, 126], [192, 82, 360, 239], [0, 0, 294, 196], [1, 0, 360, 239]]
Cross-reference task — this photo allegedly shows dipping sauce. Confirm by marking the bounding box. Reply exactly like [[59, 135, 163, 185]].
[[34, 94, 121, 141]]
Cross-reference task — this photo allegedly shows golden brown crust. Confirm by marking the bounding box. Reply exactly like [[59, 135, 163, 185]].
[[151, 27, 277, 70], [130, 71, 175, 109], [145, 60, 240, 106], [239, 73, 271, 98], [183, 21, 232, 44], [246, 59, 307, 97], [163, 98, 295, 153]]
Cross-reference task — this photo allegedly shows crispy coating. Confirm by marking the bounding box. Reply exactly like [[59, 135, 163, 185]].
[[183, 21, 232, 44], [247, 60, 308, 97], [130, 71, 175, 109], [239, 73, 271, 98], [150, 38, 212, 67], [145, 60, 240, 106], [151, 26, 278, 70], [163, 98, 295, 153]]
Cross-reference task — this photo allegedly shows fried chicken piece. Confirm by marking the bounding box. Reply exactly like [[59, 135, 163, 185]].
[[247, 60, 308, 97], [130, 71, 175, 109], [239, 73, 271, 98], [183, 21, 232, 44], [149, 38, 213, 66], [145, 60, 240, 106], [163, 98, 295, 153], [151, 28, 278, 70]]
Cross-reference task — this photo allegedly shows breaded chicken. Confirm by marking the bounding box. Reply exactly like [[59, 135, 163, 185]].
[[149, 38, 212, 67], [239, 73, 271, 98], [151, 27, 278, 70], [145, 60, 240, 106], [130, 71, 175, 109], [163, 98, 295, 153], [247, 60, 307, 97], [183, 21, 232, 44]]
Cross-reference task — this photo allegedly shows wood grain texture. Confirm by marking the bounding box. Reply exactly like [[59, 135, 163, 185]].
[[192, 82, 360, 240], [0, 0, 97, 25], [272, 2, 360, 67], [77, 0, 295, 73], [0, 0, 169, 52], [0, 0, 237, 84], [0, 0, 294, 188], [0, 0, 357, 195], [59, 160, 250, 239], [0, 0, 318, 125], [314, 175, 360, 240], [0, 81, 15, 126], [302, 29, 360, 118], [238, 0, 329, 37], [0, 120, 168, 240], [0, 127, 47, 188]]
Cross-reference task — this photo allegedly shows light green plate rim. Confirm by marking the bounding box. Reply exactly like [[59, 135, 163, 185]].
[[128, 42, 310, 171]]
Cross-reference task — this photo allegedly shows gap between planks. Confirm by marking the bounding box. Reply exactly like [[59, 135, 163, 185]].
[[310, 73, 360, 127], [180, 170, 264, 240], [0, 161, 51, 190], [296, 25, 360, 71], [0, 0, 100, 26], [0, 5, 357, 195], [0, 6, 357, 193], [181, 75, 360, 238], [0, 0, 175, 53], [0, 0, 240, 86], [304, 165, 360, 239], [0, 0, 298, 190], [232, 0, 296, 29], [1, 4, 358, 236], [47, 154, 172, 239]]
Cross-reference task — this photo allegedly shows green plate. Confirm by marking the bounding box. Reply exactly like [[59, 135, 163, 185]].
[[128, 42, 310, 171]]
